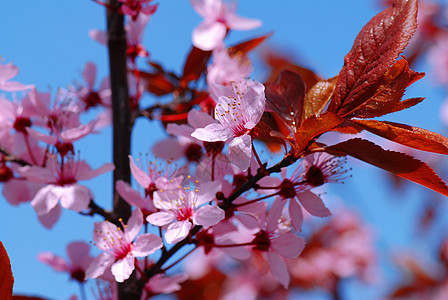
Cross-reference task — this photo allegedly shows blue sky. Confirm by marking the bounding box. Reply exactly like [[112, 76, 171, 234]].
[[2, 0, 448, 299]]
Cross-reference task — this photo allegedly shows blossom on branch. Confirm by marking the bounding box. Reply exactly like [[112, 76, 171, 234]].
[[147, 177, 224, 244], [191, 0, 262, 51], [85, 209, 163, 282], [192, 79, 266, 170]]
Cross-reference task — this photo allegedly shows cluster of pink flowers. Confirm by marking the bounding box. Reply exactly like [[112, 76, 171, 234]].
[[5, 0, 426, 299]]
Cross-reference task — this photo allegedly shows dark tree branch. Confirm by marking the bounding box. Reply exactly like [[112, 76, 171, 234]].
[[106, 1, 135, 299]]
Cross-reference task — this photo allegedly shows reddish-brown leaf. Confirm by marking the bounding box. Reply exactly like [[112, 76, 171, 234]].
[[253, 112, 291, 153], [304, 76, 338, 120], [328, 0, 418, 116], [265, 70, 306, 132], [181, 46, 212, 84], [0, 242, 13, 300], [228, 34, 271, 56], [343, 58, 425, 118], [294, 112, 344, 155], [263, 49, 322, 91], [140, 71, 177, 96], [327, 138, 448, 197], [352, 119, 448, 154]]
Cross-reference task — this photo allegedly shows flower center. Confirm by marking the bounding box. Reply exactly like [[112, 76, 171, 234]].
[[304, 165, 325, 187]]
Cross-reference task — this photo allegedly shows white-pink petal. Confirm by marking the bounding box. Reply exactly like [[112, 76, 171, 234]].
[[226, 14, 262, 30], [132, 234, 163, 257], [146, 211, 175, 227], [192, 21, 227, 51], [196, 181, 222, 206], [59, 184, 91, 212], [271, 233, 306, 259], [115, 180, 147, 208], [266, 251, 290, 288], [228, 134, 252, 171], [165, 221, 192, 244], [125, 209, 143, 242], [289, 198, 304, 231], [297, 190, 331, 217], [82, 62, 96, 89], [31, 185, 61, 216], [191, 123, 232, 142], [37, 252, 69, 272], [88, 29, 108, 45], [37, 204, 62, 229], [110, 255, 134, 282], [25, 127, 58, 145], [193, 205, 224, 226], [75, 162, 115, 181], [128, 155, 151, 188], [85, 252, 115, 279], [0, 63, 19, 82]]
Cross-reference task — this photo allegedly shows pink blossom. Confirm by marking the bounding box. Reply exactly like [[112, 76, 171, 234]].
[[257, 153, 349, 230], [17, 156, 114, 216], [126, 14, 151, 61], [147, 178, 224, 244], [250, 199, 306, 288], [85, 209, 163, 282], [192, 79, 266, 170], [38, 241, 94, 283], [75, 62, 111, 113], [207, 45, 252, 89], [191, 0, 262, 51], [118, 0, 158, 21]]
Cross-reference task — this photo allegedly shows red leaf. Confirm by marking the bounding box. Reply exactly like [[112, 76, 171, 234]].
[[352, 119, 448, 155], [0, 242, 13, 300], [227, 34, 271, 56], [263, 49, 322, 91], [294, 112, 344, 155], [342, 58, 425, 118], [328, 0, 418, 116], [181, 46, 212, 84], [326, 138, 448, 197], [304, 76, 338, 120], [140, 71, 177, 96], [265, 70, 306, 132]]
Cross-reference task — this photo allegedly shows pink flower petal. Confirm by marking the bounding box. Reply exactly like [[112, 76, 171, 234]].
[[67, 241, 92, 269], [111, 255, 135, 283], [0, 62, 19, 82], [132, 234, 163, 257], [165, 221, 192, 244], [166, 123, 194, 137], [297, 190, 331, 217], [192, 21, 227, 51], [125, 208, 143, 242], [85, 252, 115, 279], [226, 14, 262, 30], [228, 134, 252, 171], [31, 185, 60, 216], [193, 205, 224, 226], [267, 197, 285, 232], [88, 29, 108, 45], [17, 165, 55, 184], [128, 155, 151, 188], [187, 109, 215, 129], [115, 180, 147, 208], [191, 123, 232, 142], [59, 184, 91, 212], [60, 120, 97, 142], [76, 162, 115, 181], [145, 273, 188, 294], [25, 127, 58, 145], [37, 204, 62, 229], [266, 252, 290, 288], [146, 211, 175, 227], [151, 138, 184, 160], [196, 181, 222, 206], [271, 233, 305, 259], [82, 62, 96, 89], [37, 252, 69, 272], [289, 198, 304, 231]]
